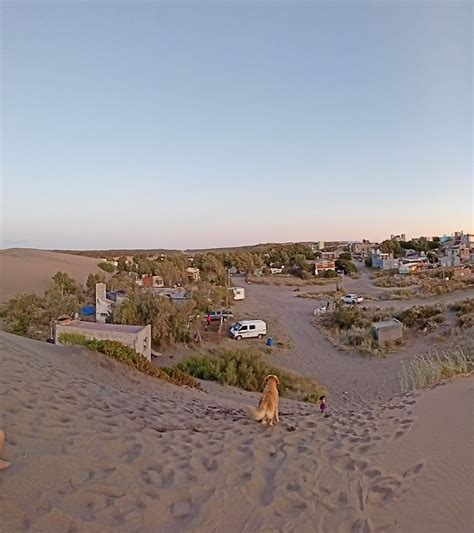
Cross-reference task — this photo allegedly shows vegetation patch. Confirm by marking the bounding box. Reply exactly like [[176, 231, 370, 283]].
[[449, 299, 474, 329], [316, 306, 397, 357], [175, 349, 326, 403], [98, 262, 116, 273], [395, 304, 445, 330], [400, 345, 474, 392], [58, 333, 200, 389]]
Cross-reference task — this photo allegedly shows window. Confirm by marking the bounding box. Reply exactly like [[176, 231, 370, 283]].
[[240, 326, 248, 331], [249, 325, 256, 330]]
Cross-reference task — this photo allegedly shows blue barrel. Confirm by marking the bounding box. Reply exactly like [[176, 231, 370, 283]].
[[266, 337, 273, 347]]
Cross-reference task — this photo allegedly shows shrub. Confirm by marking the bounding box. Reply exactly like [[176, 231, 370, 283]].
[[400, 346, 474, 392], [396, 304, 445, 330], [335, 259, 358, 275], [450, 299, 474, 329], [175, 349, 326, 403], [450, 298, 474, 315], [58, 333, 200, 389], [98, 262, 116, 273]]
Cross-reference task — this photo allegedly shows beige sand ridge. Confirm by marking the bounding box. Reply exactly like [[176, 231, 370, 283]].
[[1, 331, 472, 532]]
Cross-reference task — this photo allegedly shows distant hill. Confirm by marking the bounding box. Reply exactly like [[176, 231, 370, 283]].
[[53, 241, 348, 259], [0, 248, 104, 302]]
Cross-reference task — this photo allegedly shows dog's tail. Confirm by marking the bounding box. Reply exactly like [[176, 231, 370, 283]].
[[247, 405, 266, 421]]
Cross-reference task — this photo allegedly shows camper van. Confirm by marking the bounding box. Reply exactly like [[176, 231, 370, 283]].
[[228, 287, 246, 301], [230, 320, 266, 340]]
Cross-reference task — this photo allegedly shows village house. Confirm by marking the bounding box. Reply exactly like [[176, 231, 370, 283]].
[[186, 267, 200, 282], [314, 260, 336, 275], [399, 255, 429, 275], [311, 241, 325, 253], [351, 240, 373, 256], [390, 234, 406, 242], [460, 233, 474, 250], [95, 283, 127, 323], [320, 250, 340, 261], [370, 250, 399, 270], [136, 274, 164, 288], [55, 320, 152, 361], [439, 247, 462, 268]]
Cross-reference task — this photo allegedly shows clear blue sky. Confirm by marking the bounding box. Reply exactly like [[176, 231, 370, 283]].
[[2, 1, 472, 250]]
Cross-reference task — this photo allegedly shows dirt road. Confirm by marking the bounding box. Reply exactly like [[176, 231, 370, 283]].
[[234, 276, 472, 407]]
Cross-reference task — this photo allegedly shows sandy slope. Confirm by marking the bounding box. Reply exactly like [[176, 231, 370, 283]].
[[1, 331, 472, 532], [0, 249, 104, 302]]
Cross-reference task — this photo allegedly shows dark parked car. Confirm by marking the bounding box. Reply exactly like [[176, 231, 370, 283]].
[[207, 310, 234, 322]]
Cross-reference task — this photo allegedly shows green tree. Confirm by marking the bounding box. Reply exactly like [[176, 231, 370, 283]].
[[86, 273, 106, 300], [335, 259, 358, 275]]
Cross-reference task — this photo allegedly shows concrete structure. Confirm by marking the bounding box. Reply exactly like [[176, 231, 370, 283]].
[[399, 256, 429, 274], [55, 320, 152, 361], [371, 250, 399, 270], [439, 252, 461, 268], [372, 319, 403, 344], [95, 283, 127, 323], [314, 260, 336, 275], [351, 240, 373, 256], [321, 251, 340, 261], [391, 234, 406, 242], [460, 234, 474, 250], [186, 267, 200, 282]]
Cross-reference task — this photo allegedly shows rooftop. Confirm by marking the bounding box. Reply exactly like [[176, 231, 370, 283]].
[[56, 320, 146, 334], [372, 318, 402, 330]]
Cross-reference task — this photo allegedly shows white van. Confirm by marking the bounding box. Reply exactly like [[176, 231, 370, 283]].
[[230, 320, 267, 340]]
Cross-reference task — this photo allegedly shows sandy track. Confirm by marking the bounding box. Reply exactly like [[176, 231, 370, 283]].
[[2, 331, 471, 532], [234, 277, 473, 406]]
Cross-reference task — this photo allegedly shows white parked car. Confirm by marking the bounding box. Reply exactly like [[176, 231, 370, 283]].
[[230, 320, 266, 340], [341, 294, 363, 304]]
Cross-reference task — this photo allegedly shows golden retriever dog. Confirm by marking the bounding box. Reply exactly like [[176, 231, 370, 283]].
[[249, 374, 280, 426]]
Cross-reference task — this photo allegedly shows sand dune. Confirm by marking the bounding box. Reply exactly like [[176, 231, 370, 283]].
[[1, 330, 472, 532], [0, 249, 104, 302]]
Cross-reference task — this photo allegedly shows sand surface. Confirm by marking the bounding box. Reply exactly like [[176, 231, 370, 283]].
[[1, 330, 472, 532], [0, 249, 103, 302]]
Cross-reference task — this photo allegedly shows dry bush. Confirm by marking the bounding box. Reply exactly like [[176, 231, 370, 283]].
[[400, 345, 474, 392]]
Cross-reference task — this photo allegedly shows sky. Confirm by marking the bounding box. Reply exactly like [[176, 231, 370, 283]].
[[1, 1, 472, 250]]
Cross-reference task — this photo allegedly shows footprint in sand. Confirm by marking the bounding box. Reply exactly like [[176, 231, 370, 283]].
[[403, 461, 425, 478]]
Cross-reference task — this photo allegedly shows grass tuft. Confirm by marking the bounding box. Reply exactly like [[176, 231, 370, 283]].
[[400, 345, 474, 392]]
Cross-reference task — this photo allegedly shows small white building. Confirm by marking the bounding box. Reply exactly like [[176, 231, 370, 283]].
[[95, 283, 126, 323], [55, 320, 152, 361], [186, 267, 200, 282]]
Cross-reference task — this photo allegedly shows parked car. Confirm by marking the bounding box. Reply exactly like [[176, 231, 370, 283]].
[[207, 310, 234, 322], [341, 294, 363, 304], [230, 320, 267, 340]]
